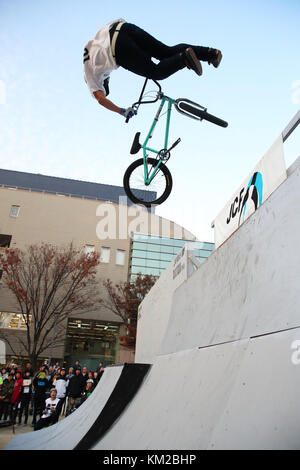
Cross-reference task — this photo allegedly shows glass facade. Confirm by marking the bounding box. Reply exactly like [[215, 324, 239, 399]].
[[64, 318, 120, 370], [129, 234, 214, 280]]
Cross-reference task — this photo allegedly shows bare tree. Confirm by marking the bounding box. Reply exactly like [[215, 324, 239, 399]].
[[102, 274, 156, 350], [0, 243, 101, 368]]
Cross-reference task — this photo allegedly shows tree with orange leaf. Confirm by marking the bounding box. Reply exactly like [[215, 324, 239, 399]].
[[102, 274, 156, 350], [0, 243, 101, 368]]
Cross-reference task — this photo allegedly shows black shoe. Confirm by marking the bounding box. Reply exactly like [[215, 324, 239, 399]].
[[208, 49, 222, 68], [182, 48, 202, 76]]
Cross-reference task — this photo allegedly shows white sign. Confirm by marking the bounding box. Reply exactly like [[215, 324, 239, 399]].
[[214, 135, 286, 248]]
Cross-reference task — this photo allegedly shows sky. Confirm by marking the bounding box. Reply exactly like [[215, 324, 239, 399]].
[[0, 0, 299, 242]]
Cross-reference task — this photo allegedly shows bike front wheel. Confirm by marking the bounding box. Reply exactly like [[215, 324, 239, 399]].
[[123, 158, 173, 207]]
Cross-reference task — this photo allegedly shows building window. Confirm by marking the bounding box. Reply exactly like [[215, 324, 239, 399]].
[[116, 249, 126, 266], [0, 312, 30, 329], [65, 318, 120, 368], [84, 244, 95, 255], [100, 247, 110, 263], [10, 205, 20, 217], [129, 233, 214, 281], [0, 234, 12, 248]]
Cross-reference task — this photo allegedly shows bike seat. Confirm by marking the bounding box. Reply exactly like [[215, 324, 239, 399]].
[[130, 132, 141, 154]]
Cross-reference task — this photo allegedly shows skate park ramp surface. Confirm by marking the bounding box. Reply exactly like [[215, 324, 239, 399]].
[[91, 156, 300, 450], [5, 154, 300, 450], [5, 363, 150, 450]]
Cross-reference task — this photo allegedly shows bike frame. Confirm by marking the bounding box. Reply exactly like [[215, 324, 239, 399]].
[[142, 94, 175, 185], [131, 78, 205, 186]]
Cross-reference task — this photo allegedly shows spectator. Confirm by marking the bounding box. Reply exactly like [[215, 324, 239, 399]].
[[52, 367, 61, 385], [10, 370, 23, 424], [76, 379, 95, 409], [66, 368, 85, 415], [34, 389, 62, 431], [18, 370, 33, 425], [1, 368, 8, 382], [87, 370, 94, 381], [93, 371, 100, 386], [0, 373, 14, 422], [66, 367, 74, 381], [81, 366, 89, 383], [45, 366, 54, 382], [73, 360, 81, 371], [32, 370, 49, 426], [53, 368, 68, 415], [23, 362, 34, 377], [97, 362, 105, 381], [34, 365, 46, 378]]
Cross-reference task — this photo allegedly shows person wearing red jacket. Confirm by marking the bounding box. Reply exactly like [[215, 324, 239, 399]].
[[10, 370, 23, 424]]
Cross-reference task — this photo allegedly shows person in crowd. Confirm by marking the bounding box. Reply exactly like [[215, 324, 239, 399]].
[[51, 367, 61, 384], [76, 379, 95, 409], [53, 368, 68, 415], [34, 365, 46, 378], [45, 365, 54, 383], [81, 366, 89, 384], [0, 373, 14, 422], [18, 370, 33, 425], [10, 370, 23, 424], [96, 362, 105, 381], [24, 362, 34, 377], [1, 368, 8, 382], [9, 367, 16, 378], [87, 370, 94, 382], [32, 370, 49, 426], [66, 367, 74, 381], [66, 368, 85, 415], [93, 371, 100, 386], [34, 388, 62, 431], [73, 360, 81, 371]]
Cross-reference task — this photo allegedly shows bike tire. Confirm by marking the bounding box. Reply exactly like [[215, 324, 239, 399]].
[[180, 102, 228, 127], [123, 158, 173, 207]]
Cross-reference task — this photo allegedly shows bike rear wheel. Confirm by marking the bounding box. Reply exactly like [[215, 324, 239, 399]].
[[123, 158, 172, 207], [179, 102, 228, 127]]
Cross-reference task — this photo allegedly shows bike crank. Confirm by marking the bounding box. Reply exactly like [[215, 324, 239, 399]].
[[157, 138, 181, 163]]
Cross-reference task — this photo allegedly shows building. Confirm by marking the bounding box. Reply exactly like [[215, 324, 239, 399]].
[[0, 168, 213, 368]]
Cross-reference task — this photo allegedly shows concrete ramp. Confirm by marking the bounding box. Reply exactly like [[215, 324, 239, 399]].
[[94, 329, 300, 450], [92, 156, 300, 450]]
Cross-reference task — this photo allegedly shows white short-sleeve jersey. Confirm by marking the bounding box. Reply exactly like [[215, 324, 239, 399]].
[[83, 19, 125, 98]]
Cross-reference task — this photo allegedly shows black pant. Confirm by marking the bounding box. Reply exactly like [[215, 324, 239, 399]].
[[32, 395, 45, 424], [34, 413, 58, 431], [0, 401, 11, 421], [19, 395, 31, 424], [115, 23, 212, 80]]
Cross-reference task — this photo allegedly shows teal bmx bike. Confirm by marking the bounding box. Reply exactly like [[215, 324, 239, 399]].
[[123, 78, 228, 207]]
